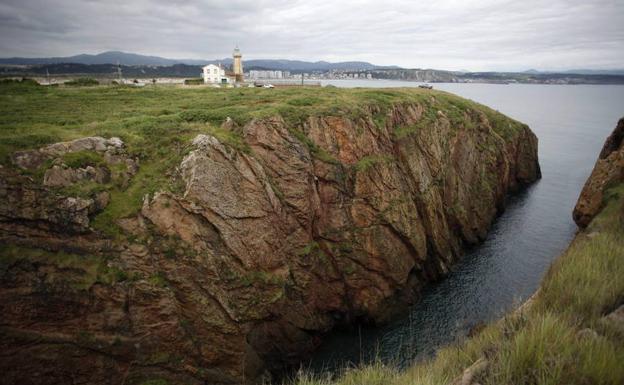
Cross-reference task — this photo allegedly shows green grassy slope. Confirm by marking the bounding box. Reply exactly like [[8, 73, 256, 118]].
[[295, 183, 624, 385], [0, 80, 525, 238]]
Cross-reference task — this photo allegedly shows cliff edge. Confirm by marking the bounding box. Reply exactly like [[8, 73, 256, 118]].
[[574, 117, 624, 227]]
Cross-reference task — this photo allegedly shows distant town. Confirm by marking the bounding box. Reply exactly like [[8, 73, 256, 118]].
[[1, 49, 624, 86], [198, 47, 376, 87]]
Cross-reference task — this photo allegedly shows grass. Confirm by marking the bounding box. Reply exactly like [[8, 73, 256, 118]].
[[0, 81, 531, 255], [0, 81, 522, 164], [58, 180, 109, 198], [292, 182, 624, 385], [62, 150, 106, 168]]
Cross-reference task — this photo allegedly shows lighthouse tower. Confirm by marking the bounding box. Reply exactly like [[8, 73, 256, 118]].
[[233, 46, 243, 83]]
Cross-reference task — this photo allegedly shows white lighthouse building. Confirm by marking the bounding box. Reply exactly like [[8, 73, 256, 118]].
[[201, 47, 245, 85]]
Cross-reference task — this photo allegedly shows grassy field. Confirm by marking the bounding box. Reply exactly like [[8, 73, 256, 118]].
[[294, 183, 624, 385], [0, 79, 525, 238]]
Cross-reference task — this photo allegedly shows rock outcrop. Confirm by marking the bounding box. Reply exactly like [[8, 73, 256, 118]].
[[0, 167, 97, 234], [0, 101, 540, 384], [573, 117, 624, 227]]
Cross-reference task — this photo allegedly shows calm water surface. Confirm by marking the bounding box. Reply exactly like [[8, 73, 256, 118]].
[[307, 80, 624, 372]]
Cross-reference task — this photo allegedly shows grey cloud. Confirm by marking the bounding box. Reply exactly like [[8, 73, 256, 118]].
[[0, 0, 622, 70]]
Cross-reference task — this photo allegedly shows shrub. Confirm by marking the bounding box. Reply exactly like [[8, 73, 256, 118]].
[[184, 78, 203, 85], [0, 78, 39, 86], [64, 78, 99, 86]]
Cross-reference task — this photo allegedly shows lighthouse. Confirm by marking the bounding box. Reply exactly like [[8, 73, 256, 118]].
[[233, 46, 243, 83]]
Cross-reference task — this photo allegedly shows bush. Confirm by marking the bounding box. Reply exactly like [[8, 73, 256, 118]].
[[64, 78, 99, 87], [184, 78, 203, 85], [0, 78, 40, 86]]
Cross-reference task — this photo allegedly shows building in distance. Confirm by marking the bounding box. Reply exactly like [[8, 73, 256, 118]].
[[232, 46, 244, 82], [202, 64, 230, 84], [202, 46, 245, 85], [249, 70, 291, 79]]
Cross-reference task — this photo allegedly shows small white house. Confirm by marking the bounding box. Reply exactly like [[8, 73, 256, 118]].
[[202, 64, 230, 84]]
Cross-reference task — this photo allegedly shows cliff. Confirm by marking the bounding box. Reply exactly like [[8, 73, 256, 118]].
[[574, 117, 624, 227], [291, 118, 624, 385], [0, 84, 540, 384]]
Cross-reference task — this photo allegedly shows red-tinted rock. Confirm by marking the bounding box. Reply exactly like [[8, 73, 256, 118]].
[[573, 118, 624, 227]]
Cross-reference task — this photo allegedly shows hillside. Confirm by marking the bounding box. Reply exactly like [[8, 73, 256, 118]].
[[0, 51, 206, 66], [0, 51, 395, 71], [0, 80, 539, 384], [294, 118, 624, 385]]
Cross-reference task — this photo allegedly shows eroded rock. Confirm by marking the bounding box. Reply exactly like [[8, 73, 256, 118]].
[[43, 164, 111, 187], [11, 136, 138, 189], [12, 136, 127, 170], [574, 118, 624, 227], [1, 136, 139, 241], [0, 167, 96, 234]]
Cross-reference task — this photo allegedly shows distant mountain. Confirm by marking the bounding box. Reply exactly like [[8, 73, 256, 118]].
[[523, 68, 624, 76], [242, 59, 397, 71], [0, 51, 205, 66], [0, 63, 203, 78], [0, 51, 398, 71], [562, 69, 624, 76]]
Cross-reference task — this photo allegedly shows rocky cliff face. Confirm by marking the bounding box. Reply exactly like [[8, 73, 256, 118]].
[[0, 100, 540, 384], [574, 117, 624, 227]]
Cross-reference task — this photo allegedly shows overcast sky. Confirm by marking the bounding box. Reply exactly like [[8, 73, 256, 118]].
[[1, 0, 623, 71]]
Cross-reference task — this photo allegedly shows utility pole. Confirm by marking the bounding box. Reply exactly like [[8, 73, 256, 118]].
[[301, 73, 304, 86], [46, 68, 50, 85], [117, 61, 122, 83]]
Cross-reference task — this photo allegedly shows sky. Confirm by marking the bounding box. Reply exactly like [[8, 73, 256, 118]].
[[0, 0, 623, 71]]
